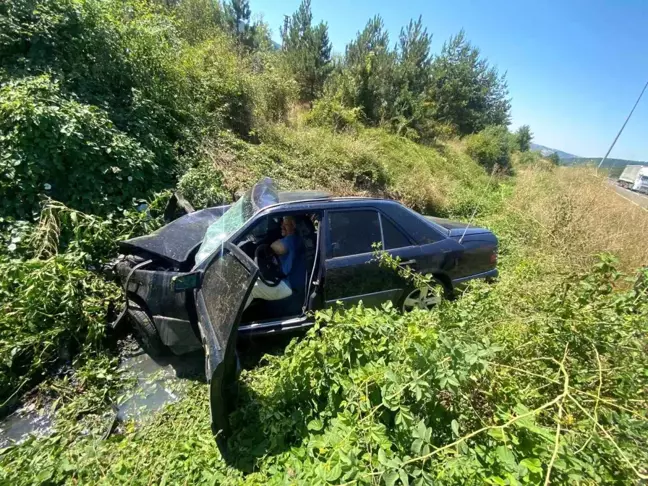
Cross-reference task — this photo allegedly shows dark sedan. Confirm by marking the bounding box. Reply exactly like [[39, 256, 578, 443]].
[[112, 178, 498, 445]]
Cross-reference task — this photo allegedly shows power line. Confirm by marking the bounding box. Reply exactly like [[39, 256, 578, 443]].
[[597, 79, 648, 173]]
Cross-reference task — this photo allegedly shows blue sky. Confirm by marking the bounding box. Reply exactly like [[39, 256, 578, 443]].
[[250, 0, 648, 161]]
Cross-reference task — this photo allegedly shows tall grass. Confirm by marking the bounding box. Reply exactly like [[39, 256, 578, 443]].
[[197, 125, 492, 216], [486, 166, 648, 275]]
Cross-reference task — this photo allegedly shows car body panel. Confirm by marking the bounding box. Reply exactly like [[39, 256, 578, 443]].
[[120, 206, 231, 266]]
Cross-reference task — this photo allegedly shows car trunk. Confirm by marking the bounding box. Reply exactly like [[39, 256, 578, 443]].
[[424, 216, 491, 239], [425, 216, 497, 277]]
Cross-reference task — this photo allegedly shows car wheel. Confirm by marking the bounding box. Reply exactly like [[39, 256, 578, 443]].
[[127, 300, 166, 358], [401, 281, 444, 312]]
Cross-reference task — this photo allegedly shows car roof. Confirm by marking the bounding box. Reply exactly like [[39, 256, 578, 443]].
[[261, 195, 396, 213]]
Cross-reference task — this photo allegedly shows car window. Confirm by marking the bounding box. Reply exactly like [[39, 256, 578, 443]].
[[381, 215, 412, 249], [328, 210, 381, 258]]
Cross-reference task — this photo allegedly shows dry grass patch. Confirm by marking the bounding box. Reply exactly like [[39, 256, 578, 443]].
[[498, 166, 648, 273]]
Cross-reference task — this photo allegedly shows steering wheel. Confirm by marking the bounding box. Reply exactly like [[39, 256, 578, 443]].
[[254, 244, 283, 287]]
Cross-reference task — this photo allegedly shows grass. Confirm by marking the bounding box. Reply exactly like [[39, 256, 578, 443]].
[[486, 166, 648, 274], [193, 125, 493, 217]]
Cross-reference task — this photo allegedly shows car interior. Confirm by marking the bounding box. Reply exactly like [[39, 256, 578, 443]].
[[237, 212, 320, 324]]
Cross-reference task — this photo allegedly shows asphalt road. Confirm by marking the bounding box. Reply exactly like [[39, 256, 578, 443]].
[[608, 180, 648, 209]]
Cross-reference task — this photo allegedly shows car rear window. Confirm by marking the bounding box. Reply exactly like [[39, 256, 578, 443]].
[[381, 215, 412, 249], [328, 210, 381, 258]]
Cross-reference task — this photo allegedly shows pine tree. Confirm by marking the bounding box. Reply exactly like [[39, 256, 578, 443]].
[[281, 0, 332, 102], [430, 30, 510, 135], [515, 125, 533, 152], [344, 16, 396, 124]]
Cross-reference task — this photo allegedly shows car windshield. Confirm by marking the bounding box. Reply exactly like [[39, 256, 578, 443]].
[[194, 178, 279, 266]]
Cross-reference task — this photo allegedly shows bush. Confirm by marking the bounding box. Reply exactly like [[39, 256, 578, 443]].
[[306, 96, 362, 132], [250, 52, 298, 125], [177, 163, 231, 209], [0, 254, 120, 411], [0, 76, 162, 218], [465, 125, 514, 171]]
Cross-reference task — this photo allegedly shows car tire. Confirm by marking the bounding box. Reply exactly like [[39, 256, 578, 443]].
[[127, 299, 166, 358], [400, 279, 445, 312]]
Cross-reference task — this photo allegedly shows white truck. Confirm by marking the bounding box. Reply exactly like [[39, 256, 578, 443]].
[[618, 165, 648, 195]]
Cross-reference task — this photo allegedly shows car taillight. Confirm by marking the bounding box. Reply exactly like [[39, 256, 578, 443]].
[[490, 251, 498, 264]]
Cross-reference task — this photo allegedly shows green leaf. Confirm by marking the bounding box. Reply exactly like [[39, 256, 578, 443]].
[[451, 419, 459, 437], [307, 419, 323, 431], [520, 458, 542, 474], [383, 470, 399, 486], [411, 439, 424, 455], [496, 445, 516, 470], [378, 448, 390, 466], [399, 469, 409, 486], [326, 463, 342, 482], [413, 420, 426, 439]]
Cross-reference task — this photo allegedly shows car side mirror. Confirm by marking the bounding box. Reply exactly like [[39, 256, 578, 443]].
[[171, 272, 202, 292]]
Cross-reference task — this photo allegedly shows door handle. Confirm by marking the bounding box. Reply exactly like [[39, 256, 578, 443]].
[[400, 259, 417, 266]]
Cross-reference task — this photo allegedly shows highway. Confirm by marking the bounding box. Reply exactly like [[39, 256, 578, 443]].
[[608, 180, 648, 209]]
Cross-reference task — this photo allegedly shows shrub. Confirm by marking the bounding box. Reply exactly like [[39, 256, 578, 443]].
[[0, 254, 120, 411], [177, 164, 231, 209], [465, 125, 514, 171], [306, 96, 362, 132], [0, 76, 162, 218], [249, 52, 298, 125]]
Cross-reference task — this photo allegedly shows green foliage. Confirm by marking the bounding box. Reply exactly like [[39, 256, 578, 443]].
[[429, 30, 511, 135], [0, 195, 165, 410], [0, 254, 120, 410], [0, 75, 161, 218], [249, 52, 298, 124], [306, 96, 362, 132], [280, 0, 332, 102], [3, 257, 647, 484], [465, 125, 515, 171], [343, 15, 396, 124], [515, 125, 533, 152], [547, 152, 561, 166], [177, 164, 231, 209]]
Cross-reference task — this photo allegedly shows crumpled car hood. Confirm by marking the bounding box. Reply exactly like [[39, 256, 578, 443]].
[[120, 205, 230, 265]]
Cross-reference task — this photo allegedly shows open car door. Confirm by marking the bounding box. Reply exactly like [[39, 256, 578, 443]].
[[193, 242, 258, 454]]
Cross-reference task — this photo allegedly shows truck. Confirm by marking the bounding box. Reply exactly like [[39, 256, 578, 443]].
[[618, 165, 648, 195]]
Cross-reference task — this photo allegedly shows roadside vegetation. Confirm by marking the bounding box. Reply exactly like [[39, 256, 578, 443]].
[[1, 0, 647, 484]]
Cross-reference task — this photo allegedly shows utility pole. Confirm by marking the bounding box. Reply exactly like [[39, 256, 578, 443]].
[[597, 79, 648, 174]]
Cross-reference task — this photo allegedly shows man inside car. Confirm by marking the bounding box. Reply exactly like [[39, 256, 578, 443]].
[[245, 215, 305, 308]]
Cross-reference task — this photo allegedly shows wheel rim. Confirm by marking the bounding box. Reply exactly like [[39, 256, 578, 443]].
[[402, 285, 442, 312]]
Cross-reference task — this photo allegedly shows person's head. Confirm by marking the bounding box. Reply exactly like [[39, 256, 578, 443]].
[[281, 216, 296, 237]]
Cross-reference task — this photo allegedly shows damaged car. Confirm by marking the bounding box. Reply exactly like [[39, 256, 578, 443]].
[[111, 178, 498, 448]]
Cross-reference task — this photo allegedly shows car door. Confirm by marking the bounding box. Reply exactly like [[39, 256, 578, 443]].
[[322, 208, 421, 308], [192, 241, 259, 452]]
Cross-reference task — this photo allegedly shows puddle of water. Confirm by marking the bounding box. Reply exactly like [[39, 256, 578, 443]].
[[115, 348, 203, 422], [0, 403, 54, 448], [0, 346, 204, 446]]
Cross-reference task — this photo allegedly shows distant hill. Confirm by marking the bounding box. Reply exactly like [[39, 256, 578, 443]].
[[529, 143, 579, 160], [530, 143, 647, 177], [563, 157, 648, 178]]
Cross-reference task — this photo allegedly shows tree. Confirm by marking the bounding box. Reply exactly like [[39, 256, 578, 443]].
[[429, 30, 510, 135], [515, 125, 533, 152], [392, 16, 433, 136], [280, 0, 332, 102], [343, 16, 396, 124], [547, 152, 561, 166], [222, 0, 270, 49]]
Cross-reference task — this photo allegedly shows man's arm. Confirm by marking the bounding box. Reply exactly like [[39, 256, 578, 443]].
[[271, 239, 287, 255]]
